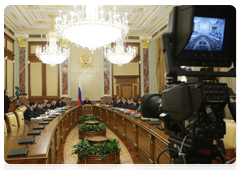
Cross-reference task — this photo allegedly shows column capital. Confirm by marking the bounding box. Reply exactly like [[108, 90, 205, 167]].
[[18, 38, 27, 47], [142, 40, 150, 48]]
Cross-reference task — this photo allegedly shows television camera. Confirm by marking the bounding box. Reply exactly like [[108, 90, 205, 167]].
[[14, 86, 27, 107], [141, 5, 236, 164]]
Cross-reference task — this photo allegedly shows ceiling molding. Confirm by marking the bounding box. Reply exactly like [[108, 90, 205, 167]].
[[137, 6, 158, 29], [4, 13, 21, 31], [14, 5, 33, 27], [147, 12, 170, 34]]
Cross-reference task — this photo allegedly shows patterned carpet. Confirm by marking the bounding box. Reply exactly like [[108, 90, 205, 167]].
[[64, 126, 133, 164]]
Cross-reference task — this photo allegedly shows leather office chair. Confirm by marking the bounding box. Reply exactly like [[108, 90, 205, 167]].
[[5, 112, 19, 133], [4, 120, 7, 134], [15, 110, 25, 127]]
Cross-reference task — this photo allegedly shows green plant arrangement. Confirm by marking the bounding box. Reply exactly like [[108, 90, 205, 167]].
[[72, 137, 121, 161], [79, 115, 100, 121], [78, 123, 105, 132]]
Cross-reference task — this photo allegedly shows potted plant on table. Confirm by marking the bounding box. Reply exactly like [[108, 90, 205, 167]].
[[79, 115, 100, 123], [72, 137, 121, 164], [78, 123, 106, 139]]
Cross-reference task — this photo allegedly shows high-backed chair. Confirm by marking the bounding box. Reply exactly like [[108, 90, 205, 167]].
[[17, 106, 27, 114], [15, 110, 25, 127], [5, 112, 19, 134], [223, 120, 236, 148], [4, 120, 7, 134]]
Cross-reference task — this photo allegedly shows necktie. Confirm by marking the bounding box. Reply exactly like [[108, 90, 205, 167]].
[[121, 102, 124, 108]]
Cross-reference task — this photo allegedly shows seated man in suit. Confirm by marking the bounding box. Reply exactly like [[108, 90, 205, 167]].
[[121, 97, 129, 108], [128, 98, 140, 111], [128, 97, 133, 109], [137, 98, 142, 112], [24, 101, 45, 122], [50, 98, 56, 109], [116, 96, 123, 107], [109, 97, 117, 107], [55, 97, 68, 107], [41, 100, 48, 112], [83, 97, 92, 105], [45, 101, 52, 110], [34, 101, 49, 116]]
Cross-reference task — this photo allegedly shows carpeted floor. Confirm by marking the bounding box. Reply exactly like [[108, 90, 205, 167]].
[[64, 126, 133, 164]]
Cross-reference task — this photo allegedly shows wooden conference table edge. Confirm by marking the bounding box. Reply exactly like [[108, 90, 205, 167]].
[[4, 106, 80, 164]]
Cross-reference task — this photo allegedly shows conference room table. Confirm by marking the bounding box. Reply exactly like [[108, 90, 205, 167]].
[[4, 105, 235, 164]]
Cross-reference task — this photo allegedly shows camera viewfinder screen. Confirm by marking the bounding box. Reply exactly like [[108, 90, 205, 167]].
[[184, 17, 226, 52]]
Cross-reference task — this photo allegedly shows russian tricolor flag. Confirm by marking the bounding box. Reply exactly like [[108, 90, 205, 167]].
[[78, 76, 83, 106]]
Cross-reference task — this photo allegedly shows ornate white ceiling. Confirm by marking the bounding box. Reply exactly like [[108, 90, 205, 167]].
[[4, 5, 175, 38]]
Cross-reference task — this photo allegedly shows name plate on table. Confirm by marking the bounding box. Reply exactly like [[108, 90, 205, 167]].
[[27, 130, 41, 135], [43, 118, 52, 121], [39, 121, 49, 125], [33, 125, 45, 130]]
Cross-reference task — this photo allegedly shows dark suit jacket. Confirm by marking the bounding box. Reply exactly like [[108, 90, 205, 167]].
[[116, 100, 123, 107], [4, 94, 11, 113], [83, 100, 92, 105], [50, 103, 56, 109], [55, 101, 66, 107], [34, 107, 45, 116], [109, 101, 117, 107], [121, 101, 129, 108], [128, 102, 140, 111], [24, 107, 39, 121]]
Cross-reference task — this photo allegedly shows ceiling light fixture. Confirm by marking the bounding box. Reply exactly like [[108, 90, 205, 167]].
[[36, 17, 70, 68], [104, 38, 136, 68], [54, 5, 129, 53]]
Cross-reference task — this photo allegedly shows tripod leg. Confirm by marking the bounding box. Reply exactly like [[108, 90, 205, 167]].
[[217, 140, 227, 164]]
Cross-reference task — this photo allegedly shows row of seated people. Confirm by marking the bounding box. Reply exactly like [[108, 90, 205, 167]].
[[108, 96, 141, 111], [24, 97, 69, 122]]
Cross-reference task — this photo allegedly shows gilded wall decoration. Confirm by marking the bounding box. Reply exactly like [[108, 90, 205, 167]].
[[79, 55, 92, 68]]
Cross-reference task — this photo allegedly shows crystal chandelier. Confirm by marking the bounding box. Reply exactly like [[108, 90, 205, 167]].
[[104, 38, 136, 68], [36, 18, 70, 68], [54, 5, 129, 53]]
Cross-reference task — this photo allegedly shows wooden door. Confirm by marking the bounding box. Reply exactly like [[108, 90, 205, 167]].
[[120, 84, 132, 99]]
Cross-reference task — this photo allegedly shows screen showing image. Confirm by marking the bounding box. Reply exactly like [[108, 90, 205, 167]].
[[184, 16, 226, 52]]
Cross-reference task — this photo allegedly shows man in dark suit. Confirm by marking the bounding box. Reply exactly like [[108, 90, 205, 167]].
[[24, 101, 45, 122], [50, 98, 56, 109], [128, 98, 140, 110], [55, 97, 67, 107], [34, 101, 47, 116], [128, 97, 132, 108], [109, 97, 117, 107], [83, 97, 92, 105], [121, 97, 129, 108], [45, 101, 52, 110], [116, 96, 123, 107], [4, 90, 13, 122], [4, 90, 12, 113]]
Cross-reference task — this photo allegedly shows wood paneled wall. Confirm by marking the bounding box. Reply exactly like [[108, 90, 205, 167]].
[[4, 33, 15, 112], [28, 42, 60, 102]]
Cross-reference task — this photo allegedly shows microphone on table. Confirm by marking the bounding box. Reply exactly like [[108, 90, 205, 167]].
[[4, 132, 35, 145], [12, 124, 41, 136], [4, 132, 30, 157], [22, 118, 45, 129]]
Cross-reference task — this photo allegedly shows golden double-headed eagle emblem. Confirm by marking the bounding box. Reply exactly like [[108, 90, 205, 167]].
[[79, 55, 92, 68]]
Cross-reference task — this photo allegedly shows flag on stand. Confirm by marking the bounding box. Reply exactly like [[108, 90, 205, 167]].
[[78, 76, 83, 106]]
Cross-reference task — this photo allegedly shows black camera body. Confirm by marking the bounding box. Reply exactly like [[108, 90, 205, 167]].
[[15, 86, 27, 98], [141, 5, 236, 163]]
